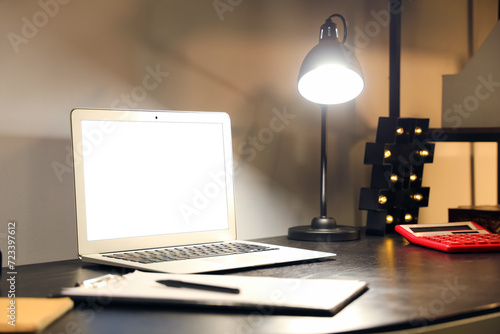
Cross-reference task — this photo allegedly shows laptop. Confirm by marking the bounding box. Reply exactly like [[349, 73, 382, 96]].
[[71, 108, 335, 274]]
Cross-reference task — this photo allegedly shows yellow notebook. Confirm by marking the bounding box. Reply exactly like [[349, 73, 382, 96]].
[[1, 297, 73, 333]]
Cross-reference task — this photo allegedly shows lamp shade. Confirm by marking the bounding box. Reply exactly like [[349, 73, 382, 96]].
[[298, 16, 364, 105]]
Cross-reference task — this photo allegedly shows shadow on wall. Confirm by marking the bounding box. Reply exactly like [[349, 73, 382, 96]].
[[0, 135, 77, 266], [230, 87, 373, 238]]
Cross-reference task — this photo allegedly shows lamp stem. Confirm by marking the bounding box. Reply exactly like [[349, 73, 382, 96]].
[[320, 104, 328, 217], [287, 102, 360, 241]]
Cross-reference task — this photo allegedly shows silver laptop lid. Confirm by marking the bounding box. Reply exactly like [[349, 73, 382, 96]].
[[71, 108, 237, 255]]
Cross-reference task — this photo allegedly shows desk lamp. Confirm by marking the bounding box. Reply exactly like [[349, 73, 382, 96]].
[[288, 14, 364, 241]]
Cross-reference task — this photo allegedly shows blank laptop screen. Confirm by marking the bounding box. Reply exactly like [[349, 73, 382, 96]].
[[80, 119, 229, 241]]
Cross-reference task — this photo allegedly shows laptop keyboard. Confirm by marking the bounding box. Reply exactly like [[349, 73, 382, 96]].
[[103, 242, 278, 264]]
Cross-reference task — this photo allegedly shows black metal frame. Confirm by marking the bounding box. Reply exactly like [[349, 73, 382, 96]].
[[427, 128, 500, 204], [389, 0, 500, 205]]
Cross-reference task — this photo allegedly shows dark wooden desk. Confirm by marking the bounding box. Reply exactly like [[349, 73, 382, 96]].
[[2, 233, 500, 334]]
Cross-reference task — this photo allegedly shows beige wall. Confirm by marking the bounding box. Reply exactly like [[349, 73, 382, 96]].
[[0, 0, 498, 265]]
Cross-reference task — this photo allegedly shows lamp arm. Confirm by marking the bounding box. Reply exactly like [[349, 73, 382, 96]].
[[327, 14, 347, 44]]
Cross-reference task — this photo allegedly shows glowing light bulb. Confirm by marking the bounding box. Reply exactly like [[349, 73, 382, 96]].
[[386, 215, 394, 224], [384, 150, 391, 158], [298, 65, 364, 104], [378, 195, 388, 204], [390, 174, 398, 182], [413, 193, 423, 201], [419, 150, 429, 157], [410, 174, 417, 181], [396, 127, 404, 135], [404, 214, 413, 222], [415, 127, 422, 134]]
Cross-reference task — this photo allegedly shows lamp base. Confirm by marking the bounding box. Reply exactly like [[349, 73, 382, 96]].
[[288, 217, 360, 242]]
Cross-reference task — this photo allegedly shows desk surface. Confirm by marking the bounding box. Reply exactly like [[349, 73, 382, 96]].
[[2, 232, 500, 334]]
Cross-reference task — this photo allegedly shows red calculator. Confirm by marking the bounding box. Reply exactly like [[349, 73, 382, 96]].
[[395, 222, 500, 252]]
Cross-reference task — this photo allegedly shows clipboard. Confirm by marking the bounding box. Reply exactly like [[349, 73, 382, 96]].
[[60, 271, 367, 317]]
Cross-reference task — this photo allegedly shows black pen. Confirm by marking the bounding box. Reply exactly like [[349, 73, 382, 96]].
[[156, 279, 240, 294]]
